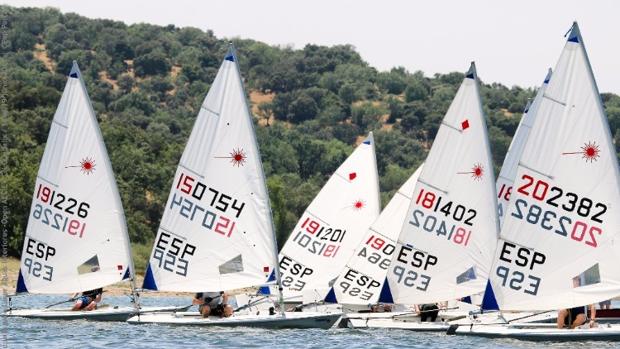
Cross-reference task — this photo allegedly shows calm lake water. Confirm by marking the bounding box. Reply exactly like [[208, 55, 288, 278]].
[[3, 295, 620, 348]]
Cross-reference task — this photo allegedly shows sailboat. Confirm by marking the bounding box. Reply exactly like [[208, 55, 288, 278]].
[[496, 69, 552, 227], [277, 133, 381, 305], [449, 22, 620, 340], [5, 62, 182, 321], [326, 164, 423, 308], [126, 45, 341, 328], [341, 69, 558, 330], [324, 164, 446, 328], [343, 62, 500, 331], [438, 68, 561, 327]]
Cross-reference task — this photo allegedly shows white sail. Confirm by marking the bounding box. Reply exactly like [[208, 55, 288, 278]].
[[487, 23, 620, 311], [278, 133, 381, 300], [142, 47, 277, 292], [496, 69, 552, 227], [386, 63, 499, 304], [17, 62, 133, 294], [326, 164, 423, 305]]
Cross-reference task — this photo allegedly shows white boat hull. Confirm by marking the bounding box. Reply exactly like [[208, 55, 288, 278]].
[[449, 323, 620, 341], [342, 308, 555, 331], [450, 310, 557, 326], [127, 311, 342, 329], [4, 305, 190, 322], [341, 311, 463, 331]]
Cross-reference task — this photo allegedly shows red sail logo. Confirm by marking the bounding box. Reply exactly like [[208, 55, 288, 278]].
[[562, 141, 600, 163], [216, 148, 247, 167], [66, 157, 96, 175], [457, 163, 484, 181]]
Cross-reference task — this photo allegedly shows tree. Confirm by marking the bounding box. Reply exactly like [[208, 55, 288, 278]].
[[293, 137, 325, 179], [377, 67, 408, 95], [134, 50, 171, 76], [118, 74, 135, 93], [352, 102, 384, 131], [338, 83, 358, 105], [287, 93, 319, 123], [11, 85, 60, 110], [405, 80, 429, 102]]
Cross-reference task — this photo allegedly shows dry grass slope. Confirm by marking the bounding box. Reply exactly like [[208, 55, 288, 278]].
[[33, 43, 54, 72]]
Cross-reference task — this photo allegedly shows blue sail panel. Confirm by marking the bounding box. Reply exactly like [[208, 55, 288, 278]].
[[122, 267, 131, 280], [324, 287, 338, 303], [16, 269, 28, 293], [378, 278, 394, 303], [481, 280, 499, 311], [142, 263, 158, 290]]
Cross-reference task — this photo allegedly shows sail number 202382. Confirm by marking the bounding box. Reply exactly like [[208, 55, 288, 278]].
[[512, 174, 605, 248]]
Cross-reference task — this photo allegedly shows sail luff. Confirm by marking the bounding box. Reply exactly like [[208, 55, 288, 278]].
[[471, 62, 501, 238], [71, 61, 139, 309], [496, 68, 551, 228], [228, 43, 285, 315], [571, 23, 620, 185], [368, 132, 382, 216]]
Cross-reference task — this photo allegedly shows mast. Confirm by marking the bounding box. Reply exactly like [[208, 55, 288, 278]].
[[228, 43, 285, 315], [368, 132, 381, 214], [72, 61, 140, 310]]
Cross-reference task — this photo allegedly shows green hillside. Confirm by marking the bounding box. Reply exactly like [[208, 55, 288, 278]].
[[1, 6, 619, 259]]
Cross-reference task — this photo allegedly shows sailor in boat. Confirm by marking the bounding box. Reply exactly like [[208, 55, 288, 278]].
[[370, 303, 392, 313], [415, 303, 440, 322], [71, 288, 103, 311], [70, 265, 104, 311], [193, 292, 233, 318], [557, 304, 596, 329]]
